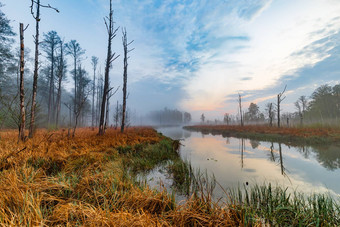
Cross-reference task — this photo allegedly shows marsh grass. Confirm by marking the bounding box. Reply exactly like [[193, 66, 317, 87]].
[[227, 183, 340, 226], [0, 128, 338, 226]]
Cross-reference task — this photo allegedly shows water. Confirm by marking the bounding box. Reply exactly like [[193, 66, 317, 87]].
[[155, 126, 340, 198]]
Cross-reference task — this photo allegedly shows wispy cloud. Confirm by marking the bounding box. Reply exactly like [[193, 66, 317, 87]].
[[4, 0, 340, 119]]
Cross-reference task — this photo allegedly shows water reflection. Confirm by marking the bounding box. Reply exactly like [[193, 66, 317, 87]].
[[156, 127, 340, 197], [249, 140, 260, 149], [240, 138, 245, 169], [241, 139, 288, 178]]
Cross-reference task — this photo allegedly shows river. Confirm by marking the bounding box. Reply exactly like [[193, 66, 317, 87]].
[[150, 126, 340, 199]]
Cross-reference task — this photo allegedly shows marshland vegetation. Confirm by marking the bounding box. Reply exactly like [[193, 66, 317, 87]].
[[0, 127, 338, 226]]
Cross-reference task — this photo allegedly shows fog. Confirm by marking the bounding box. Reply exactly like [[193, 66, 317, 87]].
[[1, 1, 340, 130]]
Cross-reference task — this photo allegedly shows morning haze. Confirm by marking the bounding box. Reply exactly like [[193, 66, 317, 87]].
[[0, 0, 339, 225]]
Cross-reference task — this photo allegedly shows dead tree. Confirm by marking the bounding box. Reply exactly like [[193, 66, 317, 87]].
[[55, 39, 66, 128], [98, 0, 119, 135], [29, 0, 59, 138], [121, 28, 134, 133], [266, 102, 274, 127], [72, 91, 90, 137], [19, 23, 28, 142], [276, 85, 287, 128], [63, 102, 72, 128], [96, 74, 103, 126], [238, 93, 244, 126], [113, 101, 119, 129], [104, 87, 119, 132], [41, 31, 61, 126], [91, 56, 98, 128], [65, 40, 85, 124], [295, 95, 307, 126]]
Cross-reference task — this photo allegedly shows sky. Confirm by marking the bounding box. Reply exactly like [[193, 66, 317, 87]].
[[2, 0, 340, 121]]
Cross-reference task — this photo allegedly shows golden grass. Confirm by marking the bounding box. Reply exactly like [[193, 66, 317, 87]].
[[0, 127, 242, 226]]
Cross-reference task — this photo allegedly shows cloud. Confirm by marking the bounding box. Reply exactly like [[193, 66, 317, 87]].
[[4, 0, 340, 121], [176, 0, 340, 119]]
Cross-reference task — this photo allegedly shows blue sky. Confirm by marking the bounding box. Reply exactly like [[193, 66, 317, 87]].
[[2, 0, 340, 121]]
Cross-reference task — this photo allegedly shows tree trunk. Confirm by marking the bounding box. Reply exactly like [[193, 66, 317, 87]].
[[29, 0, 40, 138], [104, 92, 110, 131], [277, 94, 280, 128], [74, 58, 77, 125], [91, 57, 98, 128], [99, 0, 116, 135], [238, 94, 243, 126], [19, 23, 26, 142], [47, 42, 55, 125], [121, 29, 129, 133], [92, 71, 95, 128], [55, 51, 63, 128]]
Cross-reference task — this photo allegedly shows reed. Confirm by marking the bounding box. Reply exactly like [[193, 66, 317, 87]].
[[227, 183, 340, 226]]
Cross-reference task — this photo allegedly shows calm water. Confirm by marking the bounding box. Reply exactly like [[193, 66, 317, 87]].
[[154, 126, 340, 198]]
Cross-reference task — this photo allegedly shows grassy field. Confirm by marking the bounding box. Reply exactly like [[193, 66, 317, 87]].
[[184, 124, 340, 145], [0, 127, 338, 226]]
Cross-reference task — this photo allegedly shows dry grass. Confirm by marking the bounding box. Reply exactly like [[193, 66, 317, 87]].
[[0, 127, 243, 226]]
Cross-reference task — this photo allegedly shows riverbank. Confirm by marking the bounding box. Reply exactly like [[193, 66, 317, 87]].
[[0, 127, 338, 226], [0, 127, 241, 225], [184, 125, 340, 145]]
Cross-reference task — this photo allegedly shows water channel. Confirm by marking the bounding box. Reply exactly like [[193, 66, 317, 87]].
[[145, 126, 340, 199]]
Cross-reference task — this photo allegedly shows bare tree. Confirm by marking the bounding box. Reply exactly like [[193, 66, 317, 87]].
[[65, 40, 85, 124], [18, 23, 28, 142], [98, 0, 119, 135], [223, 113, 230, 125], [113, 100, 119, 129], [72, 65, 91, 136], [265, 102, 275, 127], [63, 102, 72, 128], [91, 56, 98, 128], [200, 113, 205, 123], [295, 95, 308, 126], [121, 28, 134, 133], [29, 0, 59, 138], [276, 85, 287, 128], [238, 93, 244, 126], [55, 39, 66, 128], [72, 91, 90, 137], [42, 31, 60, 125], [96, 73, 103, 126]]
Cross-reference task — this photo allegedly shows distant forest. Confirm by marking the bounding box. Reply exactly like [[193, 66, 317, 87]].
[[147, 108, 191, 126], [212, 84, 340, 127]]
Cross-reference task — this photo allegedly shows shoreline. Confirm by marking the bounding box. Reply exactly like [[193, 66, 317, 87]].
[[183, 125, 340, 146]]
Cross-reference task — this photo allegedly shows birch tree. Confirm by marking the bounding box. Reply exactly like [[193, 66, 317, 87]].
[[19, 23, 28, 142]]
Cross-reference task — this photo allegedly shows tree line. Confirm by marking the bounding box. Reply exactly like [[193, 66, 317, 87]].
[[200, 84, 340, 127], [147, 108, 192, 126], [0, 0, 133, 140]]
